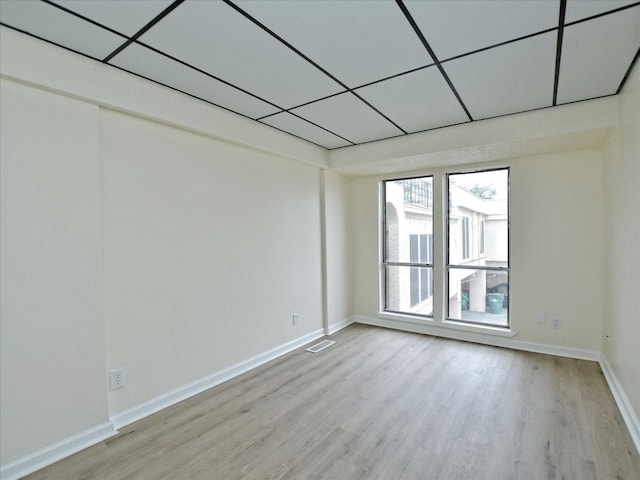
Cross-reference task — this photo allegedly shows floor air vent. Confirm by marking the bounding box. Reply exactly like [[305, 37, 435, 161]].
[[306, 340, 335, 353]]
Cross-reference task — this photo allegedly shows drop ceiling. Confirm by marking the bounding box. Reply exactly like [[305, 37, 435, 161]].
[[1, 0, 638, 150]]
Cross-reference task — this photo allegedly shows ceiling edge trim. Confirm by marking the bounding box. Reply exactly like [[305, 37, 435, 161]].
[[0, 26, 329, 169], [328, 95, 619, 176]]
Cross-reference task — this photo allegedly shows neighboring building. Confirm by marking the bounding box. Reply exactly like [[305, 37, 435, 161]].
[[386, 177, 508, 323]]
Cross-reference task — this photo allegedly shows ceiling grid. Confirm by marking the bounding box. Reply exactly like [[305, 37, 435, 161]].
[[1, 0, 638, 149]]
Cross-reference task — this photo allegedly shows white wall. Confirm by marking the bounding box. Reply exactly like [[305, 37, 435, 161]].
[[0, 79, 108, 462], [352, 150, 605, 351], [510, 151, 604, 349], [603, 63, 640, 422], [322, 171, 353, 330], [0, 28, 353, 468], [101, 109, 324, 414]]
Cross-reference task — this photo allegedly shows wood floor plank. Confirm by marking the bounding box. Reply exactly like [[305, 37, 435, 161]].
[[23, 324, 640, 479]]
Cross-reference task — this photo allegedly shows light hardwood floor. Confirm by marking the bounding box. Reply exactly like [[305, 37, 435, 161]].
[[25, 324, 640, 479]]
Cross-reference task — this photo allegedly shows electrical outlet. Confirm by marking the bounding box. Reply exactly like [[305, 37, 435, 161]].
[[292, 313, 299, 326], [536, 311, 546, 325], [551, 317, 562, 329], [110, 368, 126, 390]]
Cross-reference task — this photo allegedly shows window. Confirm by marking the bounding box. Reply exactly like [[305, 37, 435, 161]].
[[383, 177, 433, 316], [382, 168, 510, 329], [448, 169, 509, 327]]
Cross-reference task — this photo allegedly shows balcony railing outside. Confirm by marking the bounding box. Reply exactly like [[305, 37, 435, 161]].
[[400, 179, 432, 209]]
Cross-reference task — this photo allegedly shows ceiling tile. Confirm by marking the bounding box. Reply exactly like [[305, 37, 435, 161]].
[[260, 112, 352, 149], [110, 43, 280, 119], [356, 66, 469, 133], [444, 32, 557, 120], [290, 93, 404, 144], [51, 0, 173, 37], [0, 0, 125, 60], [2, 0, 638, 150], [557, 7, 640, 104], [565, 0, 637, 23], [234, 0, 433, 88], [405, 0, 558, 61], [137, 0, 344, 109]]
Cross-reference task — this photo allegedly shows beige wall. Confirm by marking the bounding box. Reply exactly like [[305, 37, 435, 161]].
[[101, 109, 324, 414], [0, 28, 350, 465], [322, 170, 354, 330], [0, 80, 109, 461], [352, 149, 605, 351], [603, 63, 640, 419]]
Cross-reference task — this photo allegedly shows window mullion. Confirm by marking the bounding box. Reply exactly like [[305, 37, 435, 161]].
[[432, 172, 445, 322]]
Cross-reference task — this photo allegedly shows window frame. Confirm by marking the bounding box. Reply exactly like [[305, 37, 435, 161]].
[[446, 167, 510, 328], [379, 167, 511, 332], [382, 175, 434, 318]]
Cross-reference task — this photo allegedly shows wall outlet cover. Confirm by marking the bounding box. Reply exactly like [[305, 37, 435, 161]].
[[110, 368, 126, 390]]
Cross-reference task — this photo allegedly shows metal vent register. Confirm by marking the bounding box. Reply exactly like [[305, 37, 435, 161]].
[[305, 340, 335, 353]]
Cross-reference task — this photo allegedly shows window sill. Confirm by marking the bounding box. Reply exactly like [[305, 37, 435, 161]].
[[377, 311, 517, 338]]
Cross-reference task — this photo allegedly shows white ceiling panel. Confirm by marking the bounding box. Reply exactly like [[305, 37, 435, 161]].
[[2, 0, 639, 149], [356, 66, 469, 133], [405, 0, 558, 61], [137, 0, 344, 109], [0, 0, 125, 60], [557, 7, 640, 104], [444, 32, 557, 120], [51, 0, 173, 37], [110, 43, 279, 119], [260, 112, 352, 149], [290, 93, 404, 144], [565, 0, 637, 23], [234, 0, 433, 88]]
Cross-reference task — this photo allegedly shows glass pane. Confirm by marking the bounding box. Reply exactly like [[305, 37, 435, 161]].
[[410, 234, 419, 262], [385, 177, 433, 263], [385, 265, 433, 316], [419, 234, 428, 263], [410, 266, 419, 306], [448, 169, 508, 267], [448, 268, 508, 327]]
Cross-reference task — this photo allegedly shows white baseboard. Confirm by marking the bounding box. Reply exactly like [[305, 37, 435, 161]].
[[0, 421, 116, 480], [354, 315, 600, 361], [325, 316, 355, 336], [599, 355, 640, 455], [1, 329, 328, 479], [110, 328, 326, 430]]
